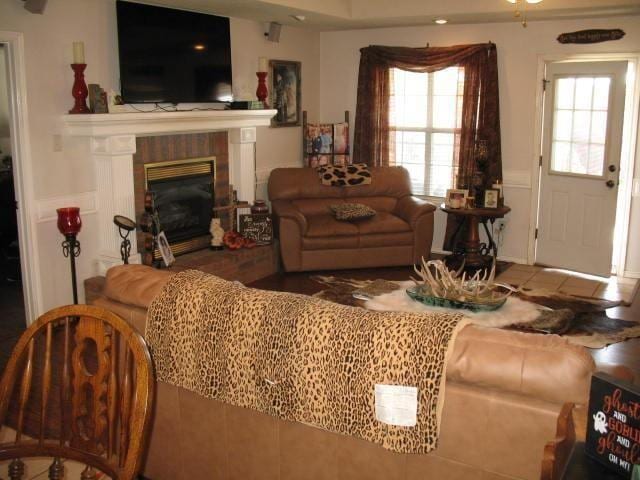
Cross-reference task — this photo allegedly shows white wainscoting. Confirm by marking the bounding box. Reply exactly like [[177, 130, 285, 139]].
[[36, 191, 98, 223], [503, 169, 532, 190], [256, 163, 303, 203]]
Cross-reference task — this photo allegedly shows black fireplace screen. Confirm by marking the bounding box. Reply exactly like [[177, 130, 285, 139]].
[[148, 174, 213, 243]]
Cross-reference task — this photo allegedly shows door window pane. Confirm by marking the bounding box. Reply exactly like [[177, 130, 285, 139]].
[[574, 77, 594, 110], [550, 75, 611, 177], [593, 78, 611, 110], [556, 78, 575, 109]]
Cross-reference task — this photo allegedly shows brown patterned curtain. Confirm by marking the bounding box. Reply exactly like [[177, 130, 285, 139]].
[[353, 43, 502, 191]]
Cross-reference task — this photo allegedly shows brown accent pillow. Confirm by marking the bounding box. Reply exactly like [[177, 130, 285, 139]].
[[330, 203, 376, 221], [317, 163, 372, 187]]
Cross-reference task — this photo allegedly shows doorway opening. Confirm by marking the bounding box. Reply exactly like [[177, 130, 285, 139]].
[[0, 31, 42, 333], [531, 54, 640, 279], [0, 42, 26, 365]]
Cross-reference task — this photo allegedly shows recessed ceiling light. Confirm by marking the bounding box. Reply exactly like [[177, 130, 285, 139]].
[[193, 44, 205, 51], [434, 18, 448, 24]]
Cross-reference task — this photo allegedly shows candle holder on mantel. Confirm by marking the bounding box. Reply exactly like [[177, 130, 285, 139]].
[[69, 63, 90, 114], [256, 72, 269, 107]]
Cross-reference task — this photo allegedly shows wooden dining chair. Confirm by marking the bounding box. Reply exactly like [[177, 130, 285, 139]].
[[0, 305, 154, 480]]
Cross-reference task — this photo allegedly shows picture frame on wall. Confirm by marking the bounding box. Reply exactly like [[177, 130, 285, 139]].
[[270, 59, 301, 127]]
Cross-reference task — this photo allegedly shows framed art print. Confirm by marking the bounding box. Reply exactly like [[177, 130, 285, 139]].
[[270, 60, 301, 127]]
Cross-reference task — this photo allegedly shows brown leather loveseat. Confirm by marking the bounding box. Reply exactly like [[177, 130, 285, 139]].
[[268, 166, 435, 271], [87, 265, 597, 480]]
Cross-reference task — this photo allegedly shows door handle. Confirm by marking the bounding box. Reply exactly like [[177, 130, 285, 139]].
[[608, 165, 617, 172], [606, 180, 616, 188]]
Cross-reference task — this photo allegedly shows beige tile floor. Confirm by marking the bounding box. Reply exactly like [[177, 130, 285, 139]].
[[496, 263, 639, 304], [0, 428, 110, 479]]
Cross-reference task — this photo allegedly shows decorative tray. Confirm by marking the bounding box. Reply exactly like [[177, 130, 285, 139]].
[[405, 285, 508, 312]]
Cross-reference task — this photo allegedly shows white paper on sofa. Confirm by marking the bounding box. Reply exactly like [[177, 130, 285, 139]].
[[375, 384, 418, 427]]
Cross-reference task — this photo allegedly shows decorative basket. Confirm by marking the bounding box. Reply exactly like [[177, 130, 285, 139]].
[[406, 285, 508, 312]]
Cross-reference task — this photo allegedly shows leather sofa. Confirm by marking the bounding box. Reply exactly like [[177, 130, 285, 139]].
[[85, 265, 597, 480], [267, 167, 436, 271]]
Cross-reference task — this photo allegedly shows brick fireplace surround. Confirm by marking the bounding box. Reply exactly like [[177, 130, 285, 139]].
[[133, 132, 230, 260], [61, 110, 277, 275]]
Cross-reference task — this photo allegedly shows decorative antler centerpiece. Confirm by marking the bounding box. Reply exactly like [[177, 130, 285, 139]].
[[408, 258, 515, 311]]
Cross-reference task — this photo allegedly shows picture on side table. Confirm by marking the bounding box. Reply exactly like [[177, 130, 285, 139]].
[[484, 189, 500, 208], [445, 189, 468, 209], [270, 60, 301, 127]]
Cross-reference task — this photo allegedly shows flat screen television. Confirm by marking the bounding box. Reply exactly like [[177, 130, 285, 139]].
[[116, 1, 233, 104]]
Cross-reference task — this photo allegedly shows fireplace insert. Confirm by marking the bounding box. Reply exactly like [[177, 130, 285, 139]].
[[144, 157, 215, 256]]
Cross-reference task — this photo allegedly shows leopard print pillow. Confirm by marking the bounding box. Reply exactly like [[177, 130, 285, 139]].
[[330, 203, 376, 221], [317, 163, 372, 187]]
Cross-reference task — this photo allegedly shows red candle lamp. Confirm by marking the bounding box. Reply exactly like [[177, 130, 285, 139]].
[[256, 72, 269, 107], [57, 207, 82, 236], [69, 64, 90, 114], [56, 207, 82, 304]]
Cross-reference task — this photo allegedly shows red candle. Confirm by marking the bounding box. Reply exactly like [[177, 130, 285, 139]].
[[56, 207, 82, 236]]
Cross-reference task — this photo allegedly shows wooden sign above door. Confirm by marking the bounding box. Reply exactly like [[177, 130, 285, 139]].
[[557, 29, 625, 44]]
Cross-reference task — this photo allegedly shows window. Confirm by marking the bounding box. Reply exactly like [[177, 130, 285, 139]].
[[390, 67, 464, 197], [550, 76, 611, 177]]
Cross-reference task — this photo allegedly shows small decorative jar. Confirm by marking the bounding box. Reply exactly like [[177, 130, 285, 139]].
[[251, 200, 269, 215]]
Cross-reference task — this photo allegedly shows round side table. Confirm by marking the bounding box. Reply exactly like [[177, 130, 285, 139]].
[[440, 203, 511, 271]]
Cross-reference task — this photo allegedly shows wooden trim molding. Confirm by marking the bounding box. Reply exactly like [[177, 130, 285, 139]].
[[36, 192, 97, 223], [541, 402, 576, 480], [503, 169, 532, 189]]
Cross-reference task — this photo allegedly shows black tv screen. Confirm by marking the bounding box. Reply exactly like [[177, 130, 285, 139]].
[[116, 1, 233, 104]]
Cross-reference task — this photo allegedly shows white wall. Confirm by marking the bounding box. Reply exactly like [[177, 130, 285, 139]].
[[230, 19, 320, 201], [319, 16, 640, 273], [0, 0, 320, 313], [0, 45, 11, 155]]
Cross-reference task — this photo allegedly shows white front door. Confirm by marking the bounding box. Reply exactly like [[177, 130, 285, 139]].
[[536, 61, 627, 277]]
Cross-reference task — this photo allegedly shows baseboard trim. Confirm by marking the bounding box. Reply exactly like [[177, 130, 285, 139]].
[[622, 270, 640, 279]]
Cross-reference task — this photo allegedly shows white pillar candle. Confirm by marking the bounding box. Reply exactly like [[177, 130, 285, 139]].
[[258, 57, 268, 72], [72, 42, 85, 64]]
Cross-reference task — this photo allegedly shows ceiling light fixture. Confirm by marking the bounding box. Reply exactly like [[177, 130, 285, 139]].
[[434, 18, 448, 24], [291, 15, 306, 22], [507, 0, 542, 27]]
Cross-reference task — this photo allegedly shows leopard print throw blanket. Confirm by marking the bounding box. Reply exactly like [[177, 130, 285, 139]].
[[146, 270, 468, 453]]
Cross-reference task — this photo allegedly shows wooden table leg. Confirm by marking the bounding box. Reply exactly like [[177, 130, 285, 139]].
[[462, 215, 488, 268]]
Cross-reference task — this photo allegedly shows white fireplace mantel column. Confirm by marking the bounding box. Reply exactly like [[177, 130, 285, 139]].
[[229, 127, 258, 205], [91, 135, 141, 273], [61, 109, 277, 275]]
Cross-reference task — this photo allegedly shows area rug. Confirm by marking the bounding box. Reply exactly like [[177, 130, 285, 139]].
[[311, 276, 640, 349]]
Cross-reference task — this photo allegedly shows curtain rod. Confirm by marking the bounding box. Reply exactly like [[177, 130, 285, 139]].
[[423, 41, 495, 48]]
